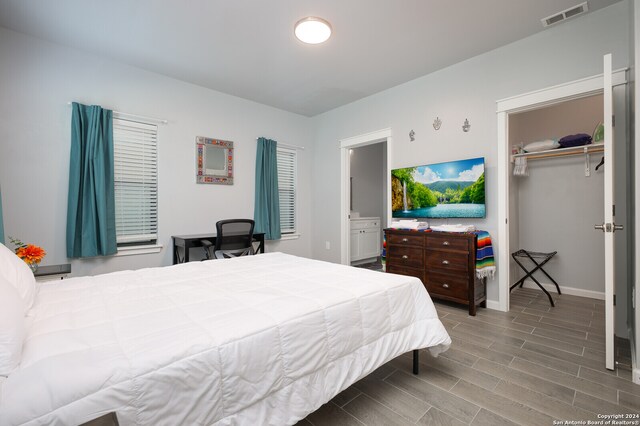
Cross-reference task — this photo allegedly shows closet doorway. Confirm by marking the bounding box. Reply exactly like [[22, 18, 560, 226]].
[[508, 94, 605, 303], [497, 56, 628, 370]]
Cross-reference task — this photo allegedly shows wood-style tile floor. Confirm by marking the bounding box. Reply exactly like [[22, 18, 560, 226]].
[[299, 288, 640, 425]]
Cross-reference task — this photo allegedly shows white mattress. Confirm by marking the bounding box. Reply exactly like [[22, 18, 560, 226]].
[[0, 253, 450, 426]]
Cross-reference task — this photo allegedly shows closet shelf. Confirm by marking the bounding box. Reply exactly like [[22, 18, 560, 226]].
[[511, 143, 604, 177], [511, 143, 603, 161]]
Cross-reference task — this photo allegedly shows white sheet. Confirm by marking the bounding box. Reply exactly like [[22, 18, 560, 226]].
[[0, 253, 450, 426]]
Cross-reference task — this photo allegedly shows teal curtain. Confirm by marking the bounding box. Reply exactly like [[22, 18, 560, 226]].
[[0, 185, 4, 245], [66, 102, 117, 257], [254, 137, 281, 240]]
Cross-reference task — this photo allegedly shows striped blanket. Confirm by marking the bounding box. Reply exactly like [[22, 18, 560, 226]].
[[474, 230, 496, 279]]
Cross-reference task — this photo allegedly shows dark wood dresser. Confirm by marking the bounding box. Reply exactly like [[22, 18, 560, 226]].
[[384, 229, 487, 315]]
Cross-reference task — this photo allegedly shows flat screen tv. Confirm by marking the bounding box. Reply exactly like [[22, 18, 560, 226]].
[[391, 157, 485, 219]]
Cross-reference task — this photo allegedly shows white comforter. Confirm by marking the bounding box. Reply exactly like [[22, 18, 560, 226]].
[[1, 253, 450, 426]]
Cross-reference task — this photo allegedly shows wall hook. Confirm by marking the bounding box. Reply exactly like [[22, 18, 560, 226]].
[[409, 130, 415, 141], [433, 117, 442, 130], [462, 118, 471, 132]]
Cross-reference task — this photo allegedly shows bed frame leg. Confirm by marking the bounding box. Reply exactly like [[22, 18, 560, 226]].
[[413, 349, 419, 375]]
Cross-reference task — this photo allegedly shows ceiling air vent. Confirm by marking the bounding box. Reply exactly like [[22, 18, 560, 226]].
[[541, 2, 589, 27]]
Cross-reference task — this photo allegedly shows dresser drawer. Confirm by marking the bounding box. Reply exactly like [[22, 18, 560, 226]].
[[386, 264, 424, 282], [387, 233, 424, 248], [427, 234, 469, 252], [426, 250, 469, 273], [388, 247, 424, 268], [425, 272, 468, 301]]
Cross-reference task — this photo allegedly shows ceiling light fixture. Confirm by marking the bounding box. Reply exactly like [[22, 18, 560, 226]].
[[294, 17, 332, 44]]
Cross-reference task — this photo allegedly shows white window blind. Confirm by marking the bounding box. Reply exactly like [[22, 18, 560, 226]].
[[113, 118, 158, 245], [277, 147, 297, 234]]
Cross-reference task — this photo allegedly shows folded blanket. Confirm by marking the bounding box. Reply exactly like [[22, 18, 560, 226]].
[[430, 224, 476, 233], [523, 139, 559, 152], [558, 133, 592, 148], [381, 232, 387, 271], [474, 231, 496, 280]]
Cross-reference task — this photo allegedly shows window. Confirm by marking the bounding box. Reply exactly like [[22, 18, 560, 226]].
[[113, 118, 158, 246], [277, 147, 297, 235]]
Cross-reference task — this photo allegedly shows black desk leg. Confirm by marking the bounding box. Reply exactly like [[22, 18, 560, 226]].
[[413, 350, 419, 375]]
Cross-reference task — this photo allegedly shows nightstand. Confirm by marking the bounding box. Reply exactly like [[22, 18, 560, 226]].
[[34, 264, 71, 282]]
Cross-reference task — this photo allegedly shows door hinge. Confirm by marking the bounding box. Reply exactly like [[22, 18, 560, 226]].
[[613, 204, 615, 216], [614, 294, 616, 306], [612, 115, 615, 127]]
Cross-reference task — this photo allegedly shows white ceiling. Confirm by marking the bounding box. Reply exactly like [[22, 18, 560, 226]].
[[0, 0, 622, 116]]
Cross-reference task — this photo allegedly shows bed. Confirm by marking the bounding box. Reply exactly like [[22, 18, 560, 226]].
[[0, 251, 451, 426]]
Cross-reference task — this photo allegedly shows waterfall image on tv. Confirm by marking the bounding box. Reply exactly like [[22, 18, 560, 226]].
[[391, 157, 485, 219]]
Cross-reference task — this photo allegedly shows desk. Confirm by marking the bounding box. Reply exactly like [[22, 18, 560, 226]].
[[172, 233, 265, 264], [34, 264, 72, 282]]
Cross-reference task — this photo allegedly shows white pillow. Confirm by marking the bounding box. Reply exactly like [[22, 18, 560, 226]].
[[0, 243, 36, 312], [523, 139, 560, 152], [0, 276, 26, 376]]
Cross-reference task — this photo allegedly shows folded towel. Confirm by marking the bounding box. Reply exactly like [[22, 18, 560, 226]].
[[474, 231, 496, 280], [391, 220, 429, 230], [513, 156, 528, 177], [430, 224, 476, 233]]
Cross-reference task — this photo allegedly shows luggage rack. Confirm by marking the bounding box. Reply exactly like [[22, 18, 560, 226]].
[[510, 249, 560, 307]]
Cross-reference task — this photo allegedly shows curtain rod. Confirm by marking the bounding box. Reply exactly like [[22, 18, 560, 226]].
[[256, 138, 305, 150], [67, 102, 168, 125]]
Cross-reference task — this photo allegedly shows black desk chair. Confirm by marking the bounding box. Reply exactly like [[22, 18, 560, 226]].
[[202, 219, 255, 260]]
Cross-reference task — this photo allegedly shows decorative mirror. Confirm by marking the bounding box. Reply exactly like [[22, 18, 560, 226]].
[[196, 136, 234, 184]]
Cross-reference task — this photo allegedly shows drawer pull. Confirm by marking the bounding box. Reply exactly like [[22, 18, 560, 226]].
[[402, 238, 409, 242], [442, 260, 450, 265], [442, 241, 450, 246], [442, 283, 450, 289], [402, 255, 409, 259]]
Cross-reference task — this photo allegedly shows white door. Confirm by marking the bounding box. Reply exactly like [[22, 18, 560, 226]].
[[597, 53, 621, 371]]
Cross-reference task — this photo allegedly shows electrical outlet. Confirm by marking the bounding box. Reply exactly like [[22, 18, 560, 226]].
[[325, 241, 330, 250]]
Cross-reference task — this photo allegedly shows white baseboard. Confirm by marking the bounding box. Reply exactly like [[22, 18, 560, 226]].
[[519, 279, 605, 300], [485, 300, 503, 311]]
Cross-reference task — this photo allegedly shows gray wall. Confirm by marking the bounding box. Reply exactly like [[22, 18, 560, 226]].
[[310, 1, 632, 306], [350, 143, 385, 219], [0, 26, 313, 277]]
